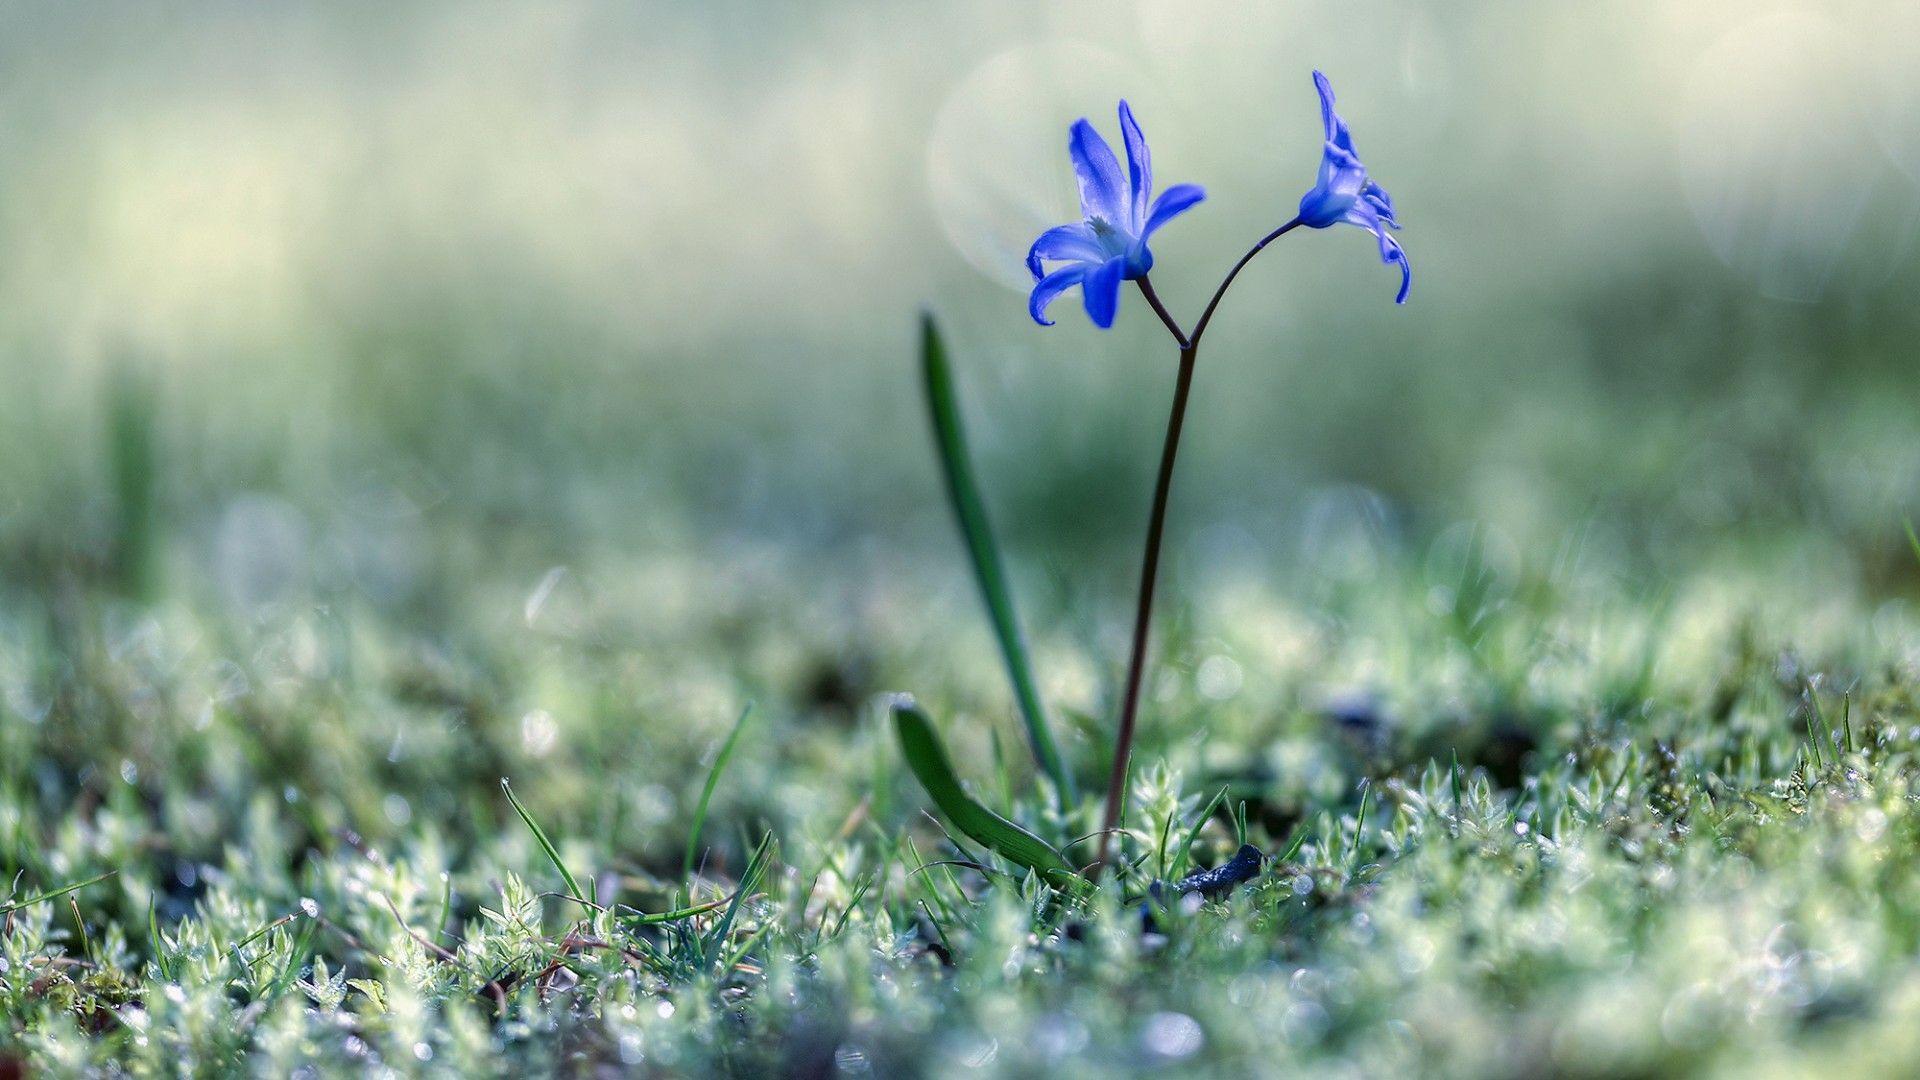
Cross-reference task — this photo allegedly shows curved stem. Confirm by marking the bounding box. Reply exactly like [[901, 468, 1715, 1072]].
[[1189, 218, 1301, 350], [1134, 275, 1190, 350], [1092, 340, 1198, 877], [1090, 218, 1304, 878]]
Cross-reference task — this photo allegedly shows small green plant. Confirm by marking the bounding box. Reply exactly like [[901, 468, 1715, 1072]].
[[897, 73, 1408, 881], [890, 696, 1079, 888]]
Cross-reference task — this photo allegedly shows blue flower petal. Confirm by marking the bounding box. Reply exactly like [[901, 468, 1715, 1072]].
[[1142, 183, 1206, 239], [1122, 238, 1155, 279], [1336, 201, 1411, 304], [1026, 223, 1105, 279], [1068, 118, 1128, 227], [1300, 144, 1367, 227], [1028, 263, 1089, 326], [1313, 71, 1356, 157], [1081, 257, 1126, 329], [1118, 100, 1152, 232], [1298, 71, 1373, 228], [1024, 99, 1207, 328], [1362, 180, 1399, 229], [1296, 71, 1408, 302], [1377, 229, 1410, 304]]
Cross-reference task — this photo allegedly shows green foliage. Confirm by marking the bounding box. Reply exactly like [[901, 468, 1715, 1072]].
[[889, 696, 1080, 888], [500, 778, 588, 910], [0, 871, 117, 916], [685, 703, 755, 881], [8, 490, 1920, 1074], [919, 312, 1074, 813]]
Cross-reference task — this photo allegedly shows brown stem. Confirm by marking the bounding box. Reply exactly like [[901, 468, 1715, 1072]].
[[1089, 222, 1303, 878], [1190, 218, 1301, 350], [1135, 275, 1190, 349], [1092, 341, 1198, 876]]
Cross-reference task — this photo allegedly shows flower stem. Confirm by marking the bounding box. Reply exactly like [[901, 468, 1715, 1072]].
[[1191, 218, 1300, 349], [1090, 224, 1303, 878], [1093, 336, 1197, 877], [1135, 275, 1190, 350]]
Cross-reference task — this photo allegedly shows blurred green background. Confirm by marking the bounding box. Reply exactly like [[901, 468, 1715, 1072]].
[[8, 10, 1920, 1069], [3, 0, 1919, 610]]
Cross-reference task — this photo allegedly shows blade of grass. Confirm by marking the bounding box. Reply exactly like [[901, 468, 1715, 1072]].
[[720, 919, 776, 976], [619, 896, 729, 926], [1168, 786, 1230, 881], [1154, 811, 1176, 881], [826, 874, 874, 939], [264, 918, 320, 1002], [0, 870, 117, 916], [703, 832, 773, 971], [434, 871, 454, 943], [917, 899, 954, 960], [232, 910, 303, 962], [1805, 686, 1832, 769], [684, 703, 756, 881], [501, 779, 589, 915], [1275, 823, 1309, 864], [890, 697, 1080, 890], [1607, 748, 1636, 803], [1451, 749, 1464, 832], [902, 835, 961, 926], [920, 313, 1074, 814], [1842, 691, 1855, 755], [68, 898, 92, 958], [148, 898, 174, 981], [1349, 780, 1373, 875]]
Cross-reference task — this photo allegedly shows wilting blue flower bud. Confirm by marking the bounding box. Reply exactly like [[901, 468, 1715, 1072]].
[[1296, 71, 1409, 304], [1027, 101, 1206, 329]]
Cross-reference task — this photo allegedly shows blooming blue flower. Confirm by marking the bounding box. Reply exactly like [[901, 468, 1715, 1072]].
[[1027, 102, 1206, 329], [1296, 71, 1409, 304]]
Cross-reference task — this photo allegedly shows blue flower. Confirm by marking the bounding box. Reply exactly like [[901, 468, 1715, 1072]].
[[1027, 102, 1206, 329], [1296, 71, 1409, 304]]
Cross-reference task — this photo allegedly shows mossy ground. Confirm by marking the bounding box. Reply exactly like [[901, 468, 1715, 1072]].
[[7, 526, 1920, 1077]]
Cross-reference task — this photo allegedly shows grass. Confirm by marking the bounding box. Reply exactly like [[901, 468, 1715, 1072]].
[[6, 501, 1920, 1075]]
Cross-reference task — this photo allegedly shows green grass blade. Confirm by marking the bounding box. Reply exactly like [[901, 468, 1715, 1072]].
[[1, 870, 117, 915], [1806, 685, 1833, 768], [148, 899, 174, 981], [1450, 749, 1464, 830], [919, 312, 1074, 813], [1168, 785, 1230, 881], [1349, 780, 1372, 874], [1843, 691, 1855, 755], [232, 910, 301, 958], [500, 779, 589, 914], [434, 870, 454, 943], [684, 703, 756, 880], [704, 831, 773, 971], [890, 697, 1079, 889], [1275, 823, 1309, 864], [621, 896, 727, 926]]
